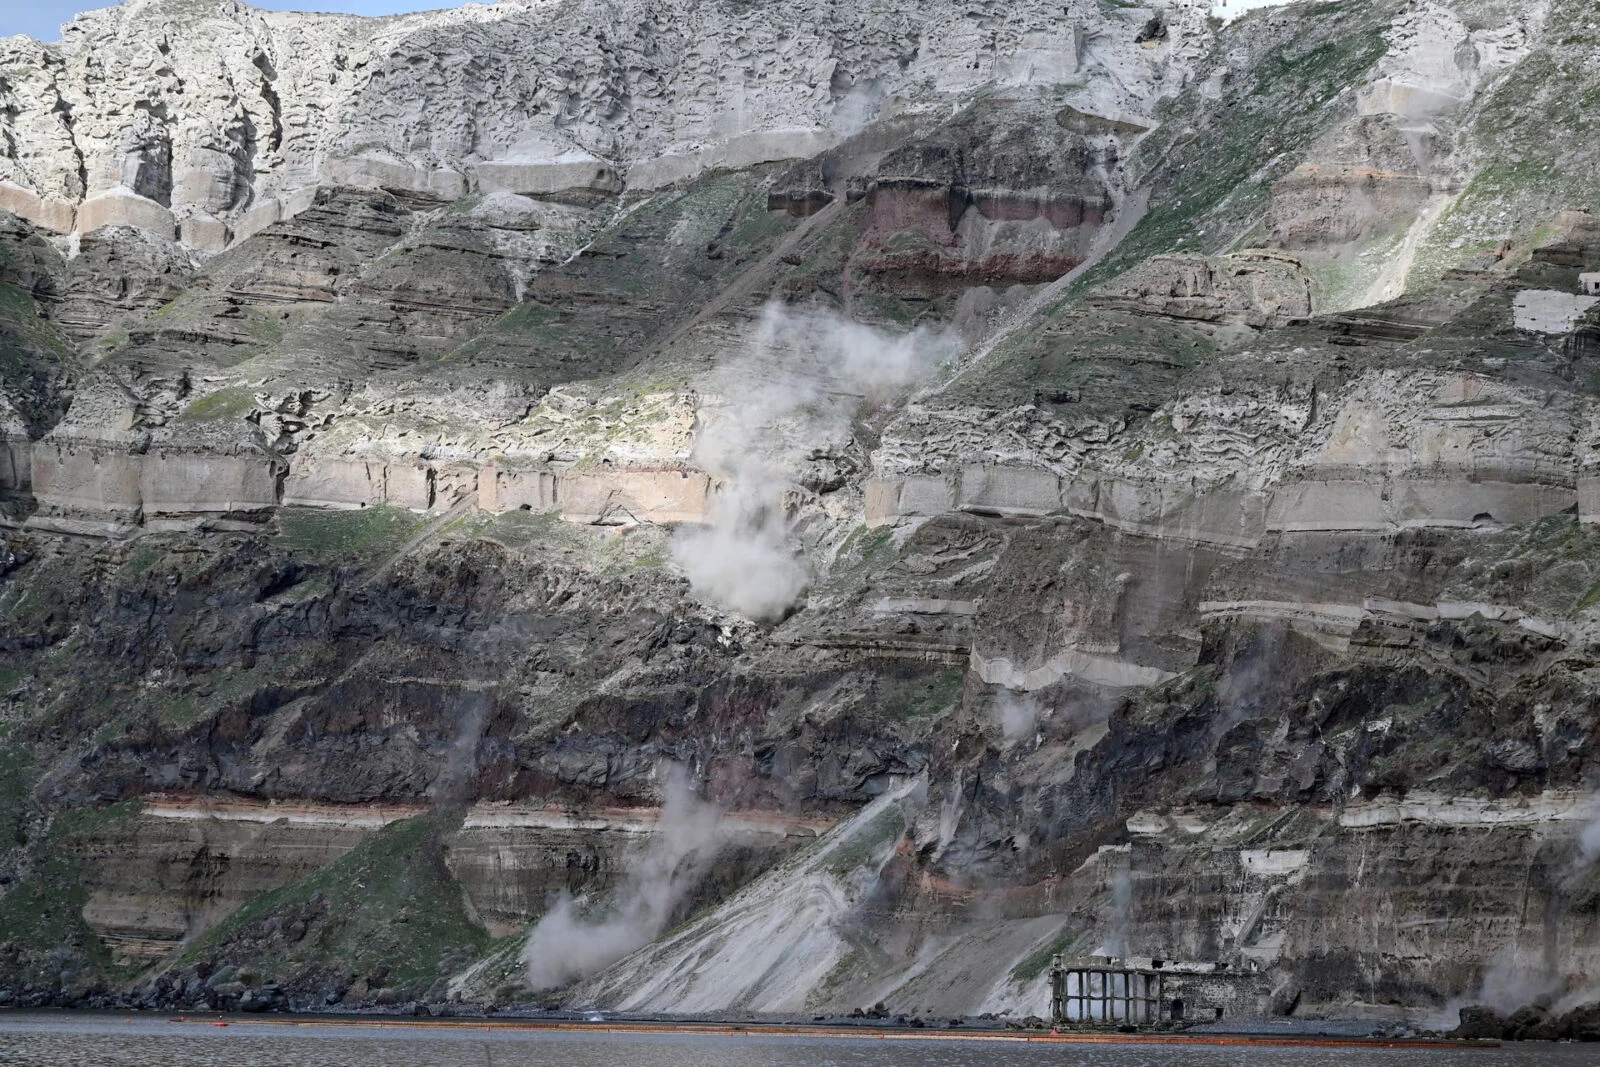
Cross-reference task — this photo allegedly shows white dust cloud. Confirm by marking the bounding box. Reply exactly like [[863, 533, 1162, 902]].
[[993, 688, 1041, 741], [522, 767, 724, 992], [671, 303, 958, 621]]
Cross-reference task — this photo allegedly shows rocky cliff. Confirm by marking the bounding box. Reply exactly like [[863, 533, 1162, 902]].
[[0, 0, 1597, 1033]]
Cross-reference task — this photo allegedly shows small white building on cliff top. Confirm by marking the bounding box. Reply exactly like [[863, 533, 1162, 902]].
[[1581, 273, 1600, 296], [1211, 0, 1293, 22]]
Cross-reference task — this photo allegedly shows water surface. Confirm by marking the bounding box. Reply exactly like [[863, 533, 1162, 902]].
[[0, 1013, 1592, 1067]]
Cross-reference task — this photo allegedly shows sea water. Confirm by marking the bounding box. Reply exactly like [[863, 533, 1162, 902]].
[[0, 1013, 1595, 1067]]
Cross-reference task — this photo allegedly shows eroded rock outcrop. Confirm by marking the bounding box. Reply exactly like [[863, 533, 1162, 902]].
[[1087, 250, 1312, 328], [0, 0, 1214, 250]]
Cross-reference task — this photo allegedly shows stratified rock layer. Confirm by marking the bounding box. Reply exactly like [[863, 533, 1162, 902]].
[[0, 0, 1598, 1032]]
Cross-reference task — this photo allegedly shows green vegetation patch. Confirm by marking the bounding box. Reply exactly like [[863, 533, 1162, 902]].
[[1075, 4, 1393, 294], [118, 540, 170, 577], [177, 385, 256, 423], [0, 736, 34, 852], [824, 803, 908, 878], [877, 668, 966, 723], [1012, 925, 1079, 986], [161, 665, 275, 731], [177, 814, 489, 995], [956, 307, 1215, 413], [826, 525, 903, 590], [1435, 514, 1600, 618], [0, 548, 95, 642], [0, 280, 78, 432], [275, 505, 428, 567], [455, 508, 671, 574], [489, 299, 560, 338], [1304, 227, 1410, 313], [443, 168, 797, 387], [0, 281, 38, 322], [0, 793, 142, 991], [1408, 1, 1600, 291], [956, 0, 1396, 379], [1125, 665, 1220, 729]]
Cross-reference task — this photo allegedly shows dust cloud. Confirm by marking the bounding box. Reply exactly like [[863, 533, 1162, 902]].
[[1578, 807, 1600, 869], [993, 688, 1040, 741], [1475, 945, 1566, 1016], [522, 766, 724, 992], [435, 694, 489, 806], [671, 303, 958, 621], [1099, 867, 1134, 958]]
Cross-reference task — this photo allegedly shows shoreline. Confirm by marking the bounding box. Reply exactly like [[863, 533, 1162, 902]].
[[33, 1012, 1498, 1049]]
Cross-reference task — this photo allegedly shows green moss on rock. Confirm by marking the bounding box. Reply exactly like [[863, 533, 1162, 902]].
[[175, 814, 489, 998]]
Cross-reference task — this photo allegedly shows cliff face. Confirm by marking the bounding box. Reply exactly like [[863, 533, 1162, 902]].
[[0, 0, 1175, 247], [0, 0, 1598, 1029]]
